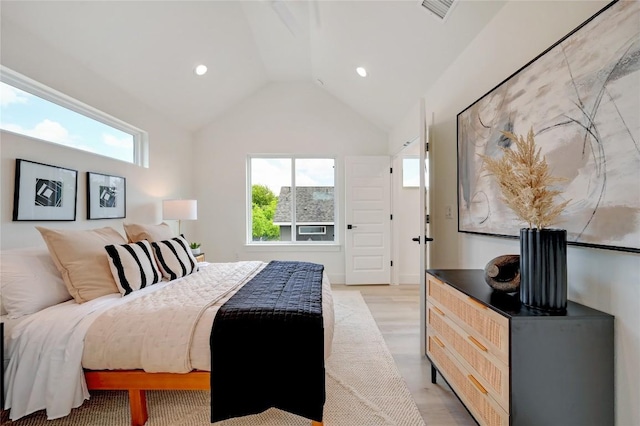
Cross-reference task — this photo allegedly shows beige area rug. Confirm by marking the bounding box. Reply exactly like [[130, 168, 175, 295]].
[[3, 291, 425, 426]]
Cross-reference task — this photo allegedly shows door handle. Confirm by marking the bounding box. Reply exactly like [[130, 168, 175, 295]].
[[347, 224, 358, 229], [412, 236, 434, 244]]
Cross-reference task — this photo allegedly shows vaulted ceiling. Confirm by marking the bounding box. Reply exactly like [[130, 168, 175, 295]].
[[1, 1, 506, 133]]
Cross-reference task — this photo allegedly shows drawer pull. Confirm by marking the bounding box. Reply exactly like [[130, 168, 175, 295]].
[[432, 306, 445, 316], [432, 336, 445, 348], [468, 374, 488, 394], [468, 335, 488, 352], [467, 297, 487, 310]]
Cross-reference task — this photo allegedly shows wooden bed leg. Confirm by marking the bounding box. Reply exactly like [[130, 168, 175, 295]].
[[311, 421, 323, 426], [129, 389, 148, 426]]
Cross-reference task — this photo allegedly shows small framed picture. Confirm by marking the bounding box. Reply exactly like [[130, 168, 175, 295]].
[[87, 172, 126, 219], [13, 159, 78, 221]]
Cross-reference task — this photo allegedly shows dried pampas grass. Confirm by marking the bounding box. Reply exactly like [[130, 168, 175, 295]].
[[480, 127, 570, 230]]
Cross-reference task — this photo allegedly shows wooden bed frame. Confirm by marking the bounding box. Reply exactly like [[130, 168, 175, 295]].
[[84, 370, 323, 426]]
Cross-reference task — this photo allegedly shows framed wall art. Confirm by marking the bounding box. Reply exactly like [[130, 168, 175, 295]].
[[87, 172, 126, 219], [457, 0, 639, 253], [13, 158, 78, 221]]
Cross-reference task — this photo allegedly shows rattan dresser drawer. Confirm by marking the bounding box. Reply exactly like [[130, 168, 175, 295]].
[[425, 270, 614, 426], [427, 275, 509, 364], [428, 334, 509, 426], [428, 302, 509, 412]]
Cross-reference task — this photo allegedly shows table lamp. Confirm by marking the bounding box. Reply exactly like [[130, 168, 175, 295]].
[[162, 199, 197, 236]]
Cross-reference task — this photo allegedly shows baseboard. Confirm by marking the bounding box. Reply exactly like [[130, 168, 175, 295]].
[[399, 274, 419, 285], [328, 273, 345, 285]]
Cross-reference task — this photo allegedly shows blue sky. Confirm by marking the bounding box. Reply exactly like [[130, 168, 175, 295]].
[[251, 158, 335, 195], [0, 82, 134, 162]]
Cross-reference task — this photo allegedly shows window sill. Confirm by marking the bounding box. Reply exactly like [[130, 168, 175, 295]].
[[245, 244, 342, 252]]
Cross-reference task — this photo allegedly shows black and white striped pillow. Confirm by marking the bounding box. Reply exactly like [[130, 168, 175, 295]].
[[105, 240, 162, 296], [151, 236, 199, 281]]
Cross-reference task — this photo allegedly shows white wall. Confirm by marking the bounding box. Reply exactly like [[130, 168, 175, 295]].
[[193, 82, 388, 284], [0, 20, 194, 248], [389, 2, 639, 425]]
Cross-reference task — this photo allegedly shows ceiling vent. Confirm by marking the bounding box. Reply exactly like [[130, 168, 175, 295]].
[[420, 0, 456, 21]]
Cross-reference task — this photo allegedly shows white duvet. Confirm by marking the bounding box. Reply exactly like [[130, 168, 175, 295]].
[[4, 261, 334, 421], [82, 261, 264, 373]]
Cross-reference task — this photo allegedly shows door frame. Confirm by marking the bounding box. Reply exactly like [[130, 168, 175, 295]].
[[419, 99, 434, 353]]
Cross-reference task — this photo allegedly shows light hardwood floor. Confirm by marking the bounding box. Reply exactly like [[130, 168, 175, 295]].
[[332, 284, 476, 426]]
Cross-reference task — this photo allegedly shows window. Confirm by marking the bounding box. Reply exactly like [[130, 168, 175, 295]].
[[0, 67, 148, 166], [248, 156, 336, 244], [402, 157, 428, 188], [299, 226, 327, 235]]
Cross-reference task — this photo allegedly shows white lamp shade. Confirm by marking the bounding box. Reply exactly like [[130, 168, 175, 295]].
[[162, 199, 197, 220]]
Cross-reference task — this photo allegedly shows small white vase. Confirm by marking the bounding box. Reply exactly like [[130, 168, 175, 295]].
[[191, 248, 201, 255]]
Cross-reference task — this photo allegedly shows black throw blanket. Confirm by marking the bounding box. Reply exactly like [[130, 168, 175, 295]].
[[210, 261, 325, 423]]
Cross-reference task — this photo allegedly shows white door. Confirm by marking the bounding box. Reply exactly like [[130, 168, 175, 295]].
[[345, 156, 391, 285], [391, 145, 421, 285]]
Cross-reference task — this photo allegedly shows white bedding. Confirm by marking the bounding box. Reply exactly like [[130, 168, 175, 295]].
[[3, 261, 334, 421], [2, 314, 27, 372], [82, 261, 265, 372]]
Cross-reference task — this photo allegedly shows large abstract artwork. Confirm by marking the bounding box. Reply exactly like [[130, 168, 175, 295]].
[[457, 0, 640, 253]]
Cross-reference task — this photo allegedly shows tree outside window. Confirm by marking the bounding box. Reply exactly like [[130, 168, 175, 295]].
[[251, 184, 279, 241]]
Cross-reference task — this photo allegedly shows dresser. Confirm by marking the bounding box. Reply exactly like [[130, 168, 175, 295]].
[[1, 322, 4, 407], [425, 269, 614, 426]]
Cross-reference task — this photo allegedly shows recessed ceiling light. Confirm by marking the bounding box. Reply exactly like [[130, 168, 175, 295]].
[[194, 64, 208, 76], [356, 67, 367, 77]]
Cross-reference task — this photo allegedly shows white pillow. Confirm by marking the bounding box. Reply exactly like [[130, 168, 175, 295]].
[[151, 236, 199, 280], [0, 247, 72, 319], [105, 240, 163, 296]]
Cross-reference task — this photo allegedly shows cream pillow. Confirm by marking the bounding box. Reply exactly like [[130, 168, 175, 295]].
[[123, 222, 174, 243], [36, 226, 127, 303], [0, 247, 72, 318]]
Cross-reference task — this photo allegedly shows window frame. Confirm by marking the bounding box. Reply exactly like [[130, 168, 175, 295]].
[[246, 154, 338, 246], [299, 225, 327, 235], [0, 66, 149, 167]]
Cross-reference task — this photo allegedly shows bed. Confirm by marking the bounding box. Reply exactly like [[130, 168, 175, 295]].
[[1, 225, 334, 426]]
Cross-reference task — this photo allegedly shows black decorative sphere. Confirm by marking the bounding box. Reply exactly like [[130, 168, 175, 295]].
[[484, 254, 520, 293]]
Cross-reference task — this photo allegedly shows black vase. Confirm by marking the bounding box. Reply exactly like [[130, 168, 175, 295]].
[[519, 228, 567, 312]]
